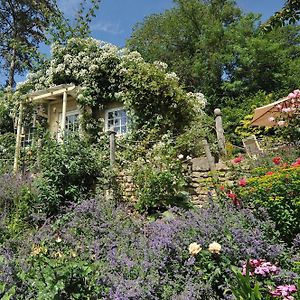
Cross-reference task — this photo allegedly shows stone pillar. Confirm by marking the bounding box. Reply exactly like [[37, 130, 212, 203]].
[[214, 108, 227, 156]]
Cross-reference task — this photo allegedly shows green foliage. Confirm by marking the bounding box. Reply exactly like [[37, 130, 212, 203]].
[[125, 136, 191, 213], [239, 166, 300, 242], [0, 0, 59, 87], [230, 265, 263, 300], [33, 134, 105, 217], [20, 253, 102, 299], [222, 91, 279, 145], [127, 1, 300, 110], [261, 0, 300, 31]]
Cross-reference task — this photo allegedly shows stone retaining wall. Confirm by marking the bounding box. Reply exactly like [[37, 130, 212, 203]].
[[117, 156, 231, 206]]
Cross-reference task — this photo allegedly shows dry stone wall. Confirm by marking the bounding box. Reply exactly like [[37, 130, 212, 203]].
[[117, 157, 231, 206]]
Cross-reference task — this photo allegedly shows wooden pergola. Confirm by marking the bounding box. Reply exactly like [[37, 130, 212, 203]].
[[13, 84, 78, 173]]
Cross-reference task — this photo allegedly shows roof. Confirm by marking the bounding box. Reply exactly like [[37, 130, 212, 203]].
[[27, 84, 78, 103], [251, 96, 290, 126]]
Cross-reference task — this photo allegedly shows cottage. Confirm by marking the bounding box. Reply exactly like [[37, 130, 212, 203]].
[[13, 84, 128, 172]]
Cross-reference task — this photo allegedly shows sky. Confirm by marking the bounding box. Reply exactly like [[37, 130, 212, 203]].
[[59, 0, 285, 47], [1, 0, 285, 86]]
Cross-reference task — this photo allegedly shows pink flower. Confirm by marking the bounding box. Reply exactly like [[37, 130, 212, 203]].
[[268, 116, 275, 122], [282, 107, 292, 113], [238, 178, 247, 187], [272, 156, 281, 165], [293, 89, 300, 97], [288, 92, 297, 99], [269, 285, 297, 298], [232, 156, 243, 164], [278, 120, 286, 127]]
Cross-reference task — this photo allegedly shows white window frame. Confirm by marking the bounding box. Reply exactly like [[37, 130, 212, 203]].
[[58, 109, 80, 139], [105, 107, 128, 134]]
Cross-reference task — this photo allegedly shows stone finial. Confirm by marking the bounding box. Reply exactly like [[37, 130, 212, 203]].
[[214, 108, 222, 117]]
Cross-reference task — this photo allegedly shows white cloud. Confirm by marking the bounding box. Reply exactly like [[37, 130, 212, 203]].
[[91, 21, 124, 35], [57, 0, 82, 17]]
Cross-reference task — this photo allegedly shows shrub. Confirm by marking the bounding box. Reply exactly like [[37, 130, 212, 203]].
[[1, 196, 296, 299], [126, 136, 191, 213], [0, 174, 33, 237], [238, 166, 300, 242], [32, 134, 106, 217]]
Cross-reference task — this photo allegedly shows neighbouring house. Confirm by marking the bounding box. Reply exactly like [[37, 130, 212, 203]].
[[13, 84, 128, 172]]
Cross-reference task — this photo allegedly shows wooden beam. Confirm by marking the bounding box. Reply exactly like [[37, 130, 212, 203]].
[[59, 91, 68, 141], [29, 86, 76, 102], [13, 102, 24, 173]]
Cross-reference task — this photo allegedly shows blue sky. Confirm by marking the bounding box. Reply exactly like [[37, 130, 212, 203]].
[[60, 0, 284, 47], [1, 0, 285, 85]]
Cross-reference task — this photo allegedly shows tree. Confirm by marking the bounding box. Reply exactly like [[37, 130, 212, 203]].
[[261, 0, 300, 32], [48, 0, 101, 45], [0, 0, 59, 88], [127, 0, 300, 110], [0, 0, 101, 88], [127, 0, 243, 108]]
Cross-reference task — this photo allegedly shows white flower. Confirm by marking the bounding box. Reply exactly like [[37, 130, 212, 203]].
[[166, 72, 179, 81], [189, 242, 202, 256], [278, 120, 286, 127], [208, 242, 222, 254], [153, 60, 168, 70], [178, 154, 184, 159]]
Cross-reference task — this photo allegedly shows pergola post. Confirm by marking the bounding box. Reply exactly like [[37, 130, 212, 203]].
[[60, 91, 68, 140], [13, 102, 24, 173]]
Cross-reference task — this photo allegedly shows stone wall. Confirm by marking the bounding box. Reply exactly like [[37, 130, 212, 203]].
[[117, 157, 231, 206], [187, 157, 230, 206]]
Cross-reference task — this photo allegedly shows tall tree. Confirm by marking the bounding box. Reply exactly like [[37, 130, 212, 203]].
[[261, 0, 300, 31], [127, 0, 300, 109], [0, 0, 59, 88], [48, 0, 101, 45]]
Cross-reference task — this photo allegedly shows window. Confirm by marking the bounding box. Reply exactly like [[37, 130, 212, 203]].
[[105, 107, 128, 134], [65, 111, 80, 133], [58, 110, 80, 139], [22, 126, 34, 147]]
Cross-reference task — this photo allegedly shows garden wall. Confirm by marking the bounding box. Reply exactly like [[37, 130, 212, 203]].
[[117, 157, 231, 207]]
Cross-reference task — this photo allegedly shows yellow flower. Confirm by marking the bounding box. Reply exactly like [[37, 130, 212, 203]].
[[31, 245, 42, 256], [188, 242, 202, 256], [208, 242, 222, 254], [31, 245, 47, 256]]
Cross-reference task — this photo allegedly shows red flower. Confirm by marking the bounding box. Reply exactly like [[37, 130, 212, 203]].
[[291, 158, 300, 168], [220, 186, 225, 191], [227, 192, 237, 200], [266, 171, 274, 176], [232, 156, 243, 164], [272, 156, 281, 165], [238, 178, 247, 187], [232, 198, 241, 207]]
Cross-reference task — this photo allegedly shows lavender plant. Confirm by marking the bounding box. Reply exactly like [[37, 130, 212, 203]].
[[1, 195, 297, 299]]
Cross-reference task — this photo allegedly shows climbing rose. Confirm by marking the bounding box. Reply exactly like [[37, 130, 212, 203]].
[[239, 178, 247, 187]]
